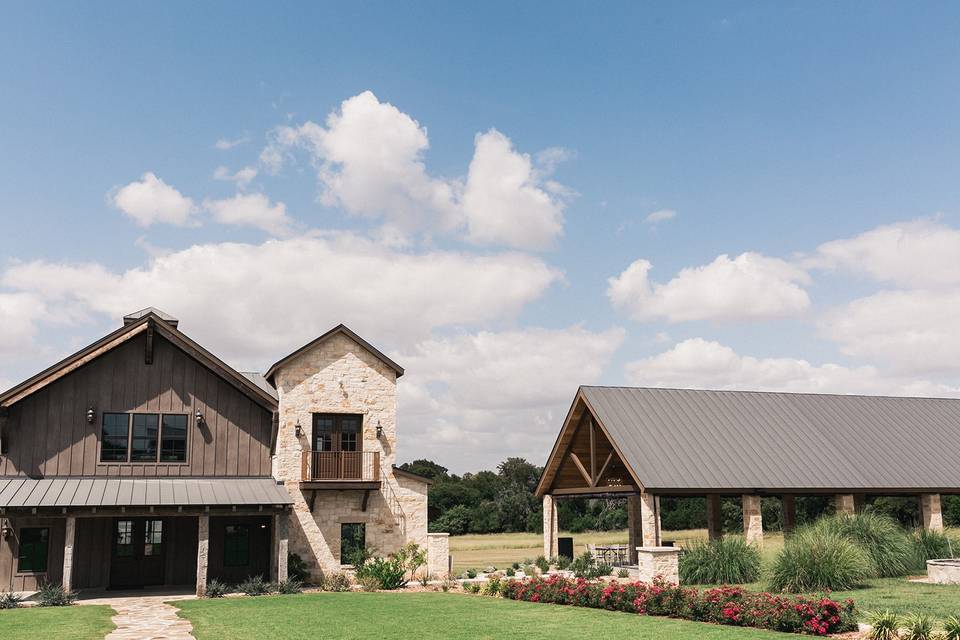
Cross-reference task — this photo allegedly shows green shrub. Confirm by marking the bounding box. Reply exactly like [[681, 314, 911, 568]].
[[204, 579, 230, 598], [357, 574, 380, 592], [943, 614, 960, 640], [323, 572, 352, 592], [910, 527, 957, 570], [393, 543, 427, 584], [482, 574, 502, 596], [769, 527, 874, 592], [505, 567, 515, 577], [355, 556, 407, 590], [238, 575, 272, 596], [814, 512, 913, 577], [275, 579, 303, 594], [465, 568, 477, 579], [865, 610, 900, 640], [523, 564, 537, 576], [679, 536, 761, 585], [418, 572, 431, 587], [902, 613, 936, 640], [511, 562, 521, 570], [569, 551, 611, 579], [617, 568, 629, 578], [36, 582, 76, 606], [287, 553, 310, 583], [0, 591, 23, 609], [555, 555, 571, 570], [535, 555, 550, 573]]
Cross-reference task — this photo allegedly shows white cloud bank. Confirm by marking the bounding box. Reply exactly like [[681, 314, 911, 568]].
[[110, 172, 197, 227], [608, 252, 811, 323], [213, 166, 258, 189], [204, 193, 293, 236]]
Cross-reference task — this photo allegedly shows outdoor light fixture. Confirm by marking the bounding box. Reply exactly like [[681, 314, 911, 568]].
[[376, 420, 384, 439], [195, 408, 203, 426], [86, 406, 96, 424], [0, 524, 11, 540], [295, 420, 303, 437]]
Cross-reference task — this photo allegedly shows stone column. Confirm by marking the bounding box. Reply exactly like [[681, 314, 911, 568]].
[[427, 532, 450, 579], [742, 495, 763, 547], [835, 494, 855, 516], [636, 547, 680, 584], [640, 492, 660, 547], [272, 510, 289, 583], [705, 495, 722, 540], [920, 494, 944, 532], [781, 495, 797, 534], [627, 494, 642, 563], [196, 514, 209, 597], [62, 516, 76, 592], [542, 495, 558, 559]]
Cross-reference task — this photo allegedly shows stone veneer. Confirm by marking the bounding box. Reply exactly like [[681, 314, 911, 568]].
[[427, 533, 450, 578], [636, 547, 680, 584], [742, 495, 763, 547], [272, 332, 432, 578], [920, 493, 944, 532]]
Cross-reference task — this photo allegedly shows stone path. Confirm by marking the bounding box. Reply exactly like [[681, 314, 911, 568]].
[[79, 593, 196, 640]]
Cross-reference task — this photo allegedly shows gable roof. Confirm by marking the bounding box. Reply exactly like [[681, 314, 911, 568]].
[[265, 324, 404, 383], [0, 311, 278, 411], [539, 385, 960, 495]]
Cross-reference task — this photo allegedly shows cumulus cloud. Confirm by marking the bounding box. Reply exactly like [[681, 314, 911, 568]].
[[644, 209, 677, 224], [396, 326, 625, 470], [262, 91, 570, 249], [203, 193, 293, 236], [608, 252, 811, 323], [1, 234, 561, 369], [213, 166, 258, 189], [625, 338, 960, 397], [109, 173, 197, 227], [0, 293, 47, 360]]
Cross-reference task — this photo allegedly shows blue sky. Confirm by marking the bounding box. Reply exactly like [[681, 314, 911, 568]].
[[3, 2, 960, 471]]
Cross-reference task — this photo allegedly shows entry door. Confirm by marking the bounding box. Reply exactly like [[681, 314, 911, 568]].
[[110, 518, 165, 588], [312, 414, 363, 479]]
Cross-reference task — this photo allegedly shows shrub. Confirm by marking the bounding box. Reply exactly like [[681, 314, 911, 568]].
[[944, 614, 960, 640], [204, 579, 230, 598], [511, 562, 521, 570], [570, 551, 611, 579], [769, 527, 874, 592], [275, 579, 303, 594], [0, 591, 23, 609], [482, 574, 502, 596], [903, 613, 936, 640], [356, 556, 407, 590], [418, 572, 431, 587], [815, 512, 913, 578], [679, 536, 761, 585], [287, 553, 310, 583], [910, 528, 957, 570], [523, 564, 538, 576], [617, 568, 630, 578], [357, 574, 380, 592], [555, 555, 571, 570], [393, 542, 427, 584], [535, 555, 550, 573], [324, 572, 353, 592], [238, 575, 272, 596], [505, 567, 515, 577], [465, 568, 477, 579], [865, 610, 900, 640], [36, 582, 76, 607]]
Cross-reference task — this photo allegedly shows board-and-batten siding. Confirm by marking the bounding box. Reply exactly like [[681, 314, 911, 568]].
[[0, 334, 273, 478]]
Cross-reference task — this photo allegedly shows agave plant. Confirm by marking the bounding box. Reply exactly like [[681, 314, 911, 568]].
[[943, 615, 960, 640], [865, 610, 899, 640], [902, 613, 935, 640]]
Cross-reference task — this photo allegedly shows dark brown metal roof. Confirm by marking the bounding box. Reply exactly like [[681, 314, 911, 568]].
[[576, 386, 960, 493], [265, 324, 404, 382], [0, 477, 293, 508]]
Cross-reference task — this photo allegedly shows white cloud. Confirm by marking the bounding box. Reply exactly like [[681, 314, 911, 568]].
[[215, 136, 249, 150], [809, 218, 960, 288], [625, 337, 960, 397], [204, 193, 293, 236], [396, 326, 625, 470], [0, 293, 46, 360], [462, 129, 567, 250], [608, 252, 811, 323], [644, 209, 677, 224], [262, 91, 570, 249], [1, 234, 561, 369], [213, 166, 258, 189], [110, 173, 197, 227]]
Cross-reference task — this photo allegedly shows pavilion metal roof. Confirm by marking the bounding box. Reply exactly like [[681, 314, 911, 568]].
[[579, 386, 960, 493]]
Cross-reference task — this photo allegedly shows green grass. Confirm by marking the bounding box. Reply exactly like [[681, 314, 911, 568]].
[[0, 605, 115, 640], [175, 592, 794, 639], [828, 579, 960, 620]]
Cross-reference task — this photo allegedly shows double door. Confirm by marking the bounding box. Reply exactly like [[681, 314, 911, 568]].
[[110, 517, 165, 588], [312, 413, 363, 479]]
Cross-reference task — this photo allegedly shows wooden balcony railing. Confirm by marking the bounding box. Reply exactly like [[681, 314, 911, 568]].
[[301, 451, 381, 483]]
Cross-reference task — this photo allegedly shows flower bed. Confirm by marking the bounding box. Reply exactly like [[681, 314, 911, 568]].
[[500, 575, 856, 636]]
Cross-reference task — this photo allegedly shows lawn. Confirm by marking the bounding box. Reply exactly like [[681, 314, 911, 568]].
[[175, 591, 795, 640], [0, 605, 115, 640]]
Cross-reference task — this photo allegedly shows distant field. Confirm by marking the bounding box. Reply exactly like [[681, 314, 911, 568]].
[[450, 528, 786, 572]]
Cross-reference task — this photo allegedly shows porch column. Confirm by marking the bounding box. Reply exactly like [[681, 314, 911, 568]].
[[742, 495, 763, 547], [542, 495, 558, 559], [196, 514, 209, 597], [835, 494, 855, 516], [781, 495, 797, 534], [640, 492, 660, 547], [273, 509, 289, 582], [854, 493, 866, 513], [62, 515, 76, 592], [705, 495, 722, 540], [627, 494, 642, 563], [920, 494, 944, 532]]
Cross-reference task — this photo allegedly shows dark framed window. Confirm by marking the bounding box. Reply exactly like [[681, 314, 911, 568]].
[[101, 413, 130, 462], [313, 415, 333, 452], [160, 415, 187, 462], [340, 522, 365, 565], [115, 520, 134, 557], [130, 413, 159, 461], [340, 416, 360, 452], [223, 524, 250, 567], [144, 519, 163, 557], [17, 527, 49, 573], [313, 414, 363, 452]]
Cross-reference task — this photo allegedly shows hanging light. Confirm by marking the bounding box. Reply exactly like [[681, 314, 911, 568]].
[[195, 408, 203, 426]]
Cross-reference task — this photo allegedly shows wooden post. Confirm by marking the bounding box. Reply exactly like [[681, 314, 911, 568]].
[[62, 516, 76, 592], [542, 495, 558, 559], [782, 495, 796, 534], [742, 495, 763, 547], [196, 514, 209, 597], [273, 510, 289, 582], [706, 495, 722, 540]]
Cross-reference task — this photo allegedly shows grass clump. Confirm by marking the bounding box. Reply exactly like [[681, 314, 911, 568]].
[[204, 579, 230, 598], [902, 612, 936, 640], [910, 528, 957, 570], [944, 614, 960, 640], [237, 575, 271, 596], [679, 536, 761, 585], [36, 582, 76, 607], [0, 591, 23, 609], [865, 610, 899, 640], [769, 526, 874, 592], [814, 512, 914, 578], [275, 579, 303, 594]]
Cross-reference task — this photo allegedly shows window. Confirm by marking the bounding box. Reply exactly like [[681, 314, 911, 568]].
[[144, 520, 163, 557], [115, 520, 134, 557], [101, 413, 130, 462], [18, 527, 49, 573], [130, 414, 159, 461], [313, 415, 333, 452], [313, 414, 363, 452], [160, 415, 187, 462], [340, 416, 360, 452], [340, 523, 365, 565], [223, 524, 250, 567]]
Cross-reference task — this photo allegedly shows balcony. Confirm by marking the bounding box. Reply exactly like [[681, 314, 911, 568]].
[[300, 451, 381, 490]]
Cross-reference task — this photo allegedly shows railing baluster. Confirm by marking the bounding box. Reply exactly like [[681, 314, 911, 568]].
[[303, 451, 379, 482]]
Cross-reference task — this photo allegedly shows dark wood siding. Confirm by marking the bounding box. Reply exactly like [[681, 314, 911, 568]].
[[208, 515, 271, 584], [73, 517, 111, 589], [0, 334, 273, 478], [0, 516, 65, 591]]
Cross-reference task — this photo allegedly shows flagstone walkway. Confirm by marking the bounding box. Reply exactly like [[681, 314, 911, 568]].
[[79, 592, 196, 640]]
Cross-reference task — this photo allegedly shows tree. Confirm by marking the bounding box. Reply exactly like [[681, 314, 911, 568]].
[[497, 457, 541, 492], [398, 459, 450, 482]]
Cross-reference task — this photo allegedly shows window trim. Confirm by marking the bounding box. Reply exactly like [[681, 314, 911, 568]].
[[16, 527, 50, 575], [98, 412, 190, 466], [312, 413, 364, 453]]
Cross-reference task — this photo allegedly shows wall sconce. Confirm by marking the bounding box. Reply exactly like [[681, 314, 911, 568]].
[[376, 420, 384, 439], [294, 420, 303, 437], [86, 406, 96, 424], [195, 408, 203, 427], [0, 524, 11, 540]]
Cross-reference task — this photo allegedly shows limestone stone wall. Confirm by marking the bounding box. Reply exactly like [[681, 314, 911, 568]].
[[427, 533, 450, 579], [636, 547, 680, 584], [272, 331, 429, 578]]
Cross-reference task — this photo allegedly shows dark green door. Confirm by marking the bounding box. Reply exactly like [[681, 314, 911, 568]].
[[109, 518, 165, 588]]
